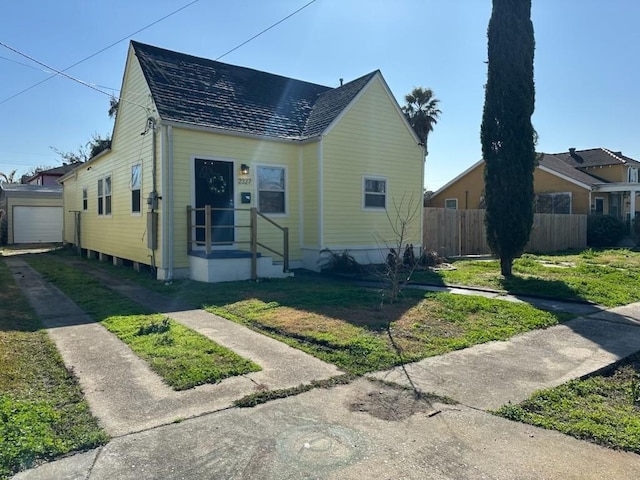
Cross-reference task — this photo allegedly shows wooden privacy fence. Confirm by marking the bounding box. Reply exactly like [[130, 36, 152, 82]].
[[423, 208, 587, 257]]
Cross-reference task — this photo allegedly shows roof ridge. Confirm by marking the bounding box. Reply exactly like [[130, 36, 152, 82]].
[[131, 40, 330, 90], [600, 147, 626, 164]]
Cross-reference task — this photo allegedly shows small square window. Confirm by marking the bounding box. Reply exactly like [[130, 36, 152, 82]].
[[445, 198, 458, 210], [364, 178, 386, 208]]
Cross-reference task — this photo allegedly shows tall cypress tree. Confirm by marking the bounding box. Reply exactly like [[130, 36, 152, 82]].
[[481, 0, 536, 277]]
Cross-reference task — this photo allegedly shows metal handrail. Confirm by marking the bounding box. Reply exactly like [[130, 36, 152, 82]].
[[187, 205, 289, 279]]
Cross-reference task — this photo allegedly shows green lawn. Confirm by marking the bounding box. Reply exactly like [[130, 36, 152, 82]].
[[495, 354, 640, 453], [410, 249, 640, 307], [44, 251, 572, 375], [0, 259, 108, 479], [25, 256, 260, 390]]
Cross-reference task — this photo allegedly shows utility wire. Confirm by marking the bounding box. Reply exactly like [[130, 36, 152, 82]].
[[0, 41, 150, 111], [0, 0, 200, 106], [0, 0, 317, 107], [216, 0, 317, 60]]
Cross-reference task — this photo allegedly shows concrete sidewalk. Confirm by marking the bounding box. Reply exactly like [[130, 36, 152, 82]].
[[373, 304, 640, 410], [7, 253, 640, 478], [5, 257, 340, 437], [14, 378, 640, 479]]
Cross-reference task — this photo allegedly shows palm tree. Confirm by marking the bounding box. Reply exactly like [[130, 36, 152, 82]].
[[0, 169, 17, 184], [402, 87, 441, 156]]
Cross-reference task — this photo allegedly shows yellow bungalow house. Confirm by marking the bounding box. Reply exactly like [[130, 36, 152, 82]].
[[429, 147, 640, 221], [59, 41, 424, 282]]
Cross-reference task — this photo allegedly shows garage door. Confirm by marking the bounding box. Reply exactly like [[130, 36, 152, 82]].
[[13, 206, 63, 243]]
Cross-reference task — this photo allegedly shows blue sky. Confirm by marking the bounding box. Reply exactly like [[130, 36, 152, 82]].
[[1, 0, 639, 190]]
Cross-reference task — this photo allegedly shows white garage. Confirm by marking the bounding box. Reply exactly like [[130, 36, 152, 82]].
[[0, 184, 63, 244], [13, 206, 63, 243]]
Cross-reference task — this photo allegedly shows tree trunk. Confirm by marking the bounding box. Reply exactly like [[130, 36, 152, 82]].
[[500, 256, 513, 277]]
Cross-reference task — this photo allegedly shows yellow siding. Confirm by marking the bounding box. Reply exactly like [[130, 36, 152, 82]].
[[533, 169, 590, 214], [62, 175, 78, 244], [302, 141, 319, 246], [170, 128, 302, 267], [429, 162, 484, 209], [322, 78, 424, 247], [63, 47, 158, 266], [583, 164, 625, 183], [430, 163, 592, 214]]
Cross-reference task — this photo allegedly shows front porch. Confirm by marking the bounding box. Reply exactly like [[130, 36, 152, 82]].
[[591, 183, 640, 233], [186, 206, 293, 283]]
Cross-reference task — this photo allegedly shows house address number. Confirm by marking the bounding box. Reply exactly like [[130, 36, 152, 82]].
[[238, 178, 252, 185]]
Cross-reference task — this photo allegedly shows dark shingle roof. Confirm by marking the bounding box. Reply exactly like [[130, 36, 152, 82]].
[[538, 148, 640, 187], [132, 41, 376, 140]]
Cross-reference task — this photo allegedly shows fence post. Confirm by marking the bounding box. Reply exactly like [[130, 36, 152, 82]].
[[250, 207, 257, 280], [205, 205, 211, 255]]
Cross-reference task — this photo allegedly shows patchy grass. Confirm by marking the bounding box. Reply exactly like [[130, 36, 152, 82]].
[[410, 249, 640, 307], [45, 251, 572, 375], [0, 259, 107, 479], [495, 355, 640, 453], [24, 255, 260, 390]]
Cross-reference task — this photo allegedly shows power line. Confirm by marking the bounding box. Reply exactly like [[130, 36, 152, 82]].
[[0, 0, 200, 106], [216, 0, 317, 61], [0, 41, 150, 112]]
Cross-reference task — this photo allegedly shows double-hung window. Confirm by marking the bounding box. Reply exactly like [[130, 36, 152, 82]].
[[97, 175, 112, 216], [257, 166, 286, 214], [364, 177, 387, 209], [131, 164, 141, 213], [82, 187, 88, 211]]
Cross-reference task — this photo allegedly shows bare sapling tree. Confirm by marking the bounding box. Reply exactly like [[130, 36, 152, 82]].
[[375, 194, 424, 397], [376, 194, 422, 304]]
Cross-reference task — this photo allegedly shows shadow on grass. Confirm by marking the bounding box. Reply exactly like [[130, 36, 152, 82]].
[[498, 275, 586, 303]]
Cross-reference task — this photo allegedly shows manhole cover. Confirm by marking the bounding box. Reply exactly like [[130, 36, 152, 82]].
[[276, 424, 364, 470]]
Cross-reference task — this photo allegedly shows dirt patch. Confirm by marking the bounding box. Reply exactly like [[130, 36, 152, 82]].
[[348, 385, 440, 421]]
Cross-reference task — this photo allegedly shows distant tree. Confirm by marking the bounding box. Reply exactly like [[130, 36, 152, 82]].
[[402, 87, 441, 156], [108, 95, 119, 119], [0, 170, 17, 184], [51, 133, 111, 164], [480, 0, 536, 277]]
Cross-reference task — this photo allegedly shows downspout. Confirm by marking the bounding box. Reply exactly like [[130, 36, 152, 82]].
[[318, 136, 324, 249], [167, 125, 174, 280]]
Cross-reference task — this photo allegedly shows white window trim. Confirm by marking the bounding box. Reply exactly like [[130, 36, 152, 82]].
[[97, 174, 112, 217], [362, 175, 388, 210], [256, 163, 288, 217], [444, 198, 458, 210], [131, 163, 142, 216], [628, 167, 638, 183], [82, 187, 88, 211]]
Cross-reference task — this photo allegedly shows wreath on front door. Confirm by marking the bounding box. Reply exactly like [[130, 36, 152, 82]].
[[199, 165, 227, 196], [207, 173, 227, 195]]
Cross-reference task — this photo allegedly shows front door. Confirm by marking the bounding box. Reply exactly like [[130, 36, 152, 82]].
[[195, 159, 234, 245]]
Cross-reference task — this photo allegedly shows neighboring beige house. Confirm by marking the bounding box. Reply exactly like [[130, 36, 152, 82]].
[[429, 148, 640, 220], [0, 184, 63, 244], [60, 41, 424, 282]]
